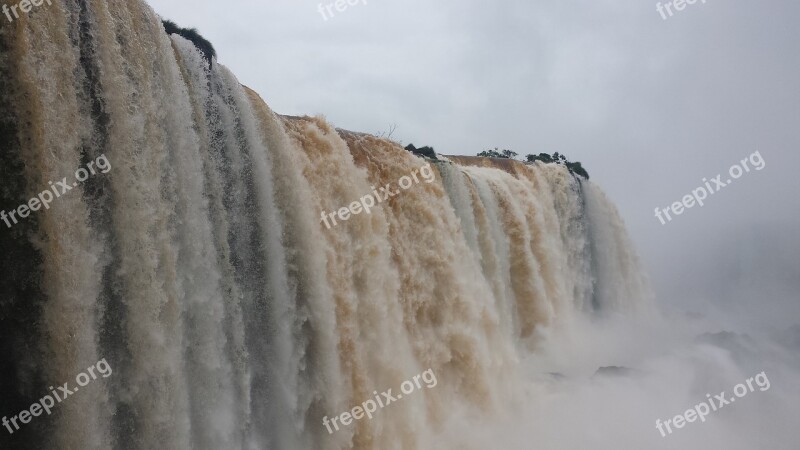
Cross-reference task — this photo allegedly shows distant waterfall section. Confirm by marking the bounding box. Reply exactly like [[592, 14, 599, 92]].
[[0, 1, 652, 449]]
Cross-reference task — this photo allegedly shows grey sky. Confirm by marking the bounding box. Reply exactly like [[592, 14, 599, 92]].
[[147, 0, 800, 318]]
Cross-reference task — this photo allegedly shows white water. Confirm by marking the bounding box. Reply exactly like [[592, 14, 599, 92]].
[[0, 1, 654, 449]]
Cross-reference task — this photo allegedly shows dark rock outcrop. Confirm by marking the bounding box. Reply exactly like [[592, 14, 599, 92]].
[[162, 19, 216, 67], [405, 144, 438, 160]]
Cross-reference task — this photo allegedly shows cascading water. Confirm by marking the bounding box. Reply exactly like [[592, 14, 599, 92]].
[[0, 1, 652, 449]]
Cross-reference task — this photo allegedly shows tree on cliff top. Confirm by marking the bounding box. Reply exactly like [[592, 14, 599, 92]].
[[478, 148, 517, 159], [526, 152, 590, 179]]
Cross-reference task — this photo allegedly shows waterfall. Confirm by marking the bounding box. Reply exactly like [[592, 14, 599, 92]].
[[0, 1, 652, 449]]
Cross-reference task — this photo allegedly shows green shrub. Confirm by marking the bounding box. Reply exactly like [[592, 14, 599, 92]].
[[477, 147, 516, 159], [525, 152, 590, 179]]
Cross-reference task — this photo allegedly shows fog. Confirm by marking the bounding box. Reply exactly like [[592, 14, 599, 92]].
[[420, 306, 797, 448]]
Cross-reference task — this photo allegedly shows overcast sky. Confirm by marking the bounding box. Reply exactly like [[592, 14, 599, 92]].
[[147, 0, 800, 319]]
